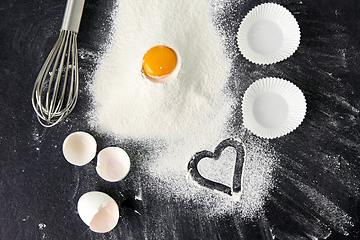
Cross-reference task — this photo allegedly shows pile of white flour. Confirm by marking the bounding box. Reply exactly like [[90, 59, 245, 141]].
[[87, 0, 277, 218], [89, 0, 231, 139]]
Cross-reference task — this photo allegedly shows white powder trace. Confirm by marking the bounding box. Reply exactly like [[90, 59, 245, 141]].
[[145, 135, 278, 218], [89, 0, 231, 139], [88, 0, 277, 218]]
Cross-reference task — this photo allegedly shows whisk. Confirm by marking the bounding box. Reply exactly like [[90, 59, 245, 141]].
[[32, 0, 85, 127]]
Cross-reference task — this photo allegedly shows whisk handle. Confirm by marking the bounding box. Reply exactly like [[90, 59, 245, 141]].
[[61, 0, 85, 33]]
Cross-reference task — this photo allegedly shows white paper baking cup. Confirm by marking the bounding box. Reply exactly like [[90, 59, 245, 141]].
[[241, 77, 306, 138], [237, 3, 301, 65]]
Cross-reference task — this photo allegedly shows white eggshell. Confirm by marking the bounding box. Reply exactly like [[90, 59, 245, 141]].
[[77, 191, 119, 233], [62, 131, 97, 166], [96, 147, 131, 182]]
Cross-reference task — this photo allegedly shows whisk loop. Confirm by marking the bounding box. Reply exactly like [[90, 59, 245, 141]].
[[32, 30, 79, 127], [32, 0, 85, 127]]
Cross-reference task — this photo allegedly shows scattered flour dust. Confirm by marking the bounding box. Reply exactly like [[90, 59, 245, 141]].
[[88, 0, 277, 219], [146, 134, 278, 218]]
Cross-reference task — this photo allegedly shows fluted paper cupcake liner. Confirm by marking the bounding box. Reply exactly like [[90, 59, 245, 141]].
[[241, 77, 306, 139], [237, 3, 301, 65]]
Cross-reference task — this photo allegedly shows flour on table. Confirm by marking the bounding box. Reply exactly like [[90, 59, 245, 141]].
[[87, 0, 277, 218], [143, 132, 278, 218], [88, 0, 231, 139]]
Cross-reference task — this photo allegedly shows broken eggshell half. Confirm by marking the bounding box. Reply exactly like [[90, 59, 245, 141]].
[[77, 191, 119, 233], [62, 131, 97, 166], [96, 147, 131, 182]]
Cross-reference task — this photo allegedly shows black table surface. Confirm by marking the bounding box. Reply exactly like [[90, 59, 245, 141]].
[[1, 0, 360, 239]]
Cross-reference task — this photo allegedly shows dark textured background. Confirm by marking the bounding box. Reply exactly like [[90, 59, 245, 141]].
[[0, 0, 359, 239]]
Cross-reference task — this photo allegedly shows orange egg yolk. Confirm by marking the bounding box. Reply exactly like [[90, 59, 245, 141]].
[[142, 45, 177, 79]]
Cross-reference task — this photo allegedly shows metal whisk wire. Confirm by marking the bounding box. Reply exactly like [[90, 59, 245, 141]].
[[31, 0, 85, 127], [32, 30, 79, 127]]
